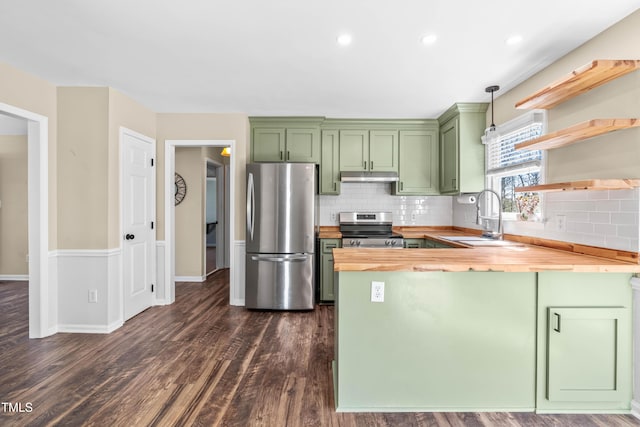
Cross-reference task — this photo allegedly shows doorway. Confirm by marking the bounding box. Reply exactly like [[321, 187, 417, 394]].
[[165, 140, 239, 306], [0, 114, 28, 281], [0, 102, 50, 338], [205, 157, 230, 276]]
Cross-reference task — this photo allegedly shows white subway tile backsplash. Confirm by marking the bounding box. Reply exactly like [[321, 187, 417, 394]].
[[586, 190, 610, 200], [588, 212, 610, 224], [594, 223, 617, 236], [594, 200, 621, 212], [318, 183, 452, 226], [611, 212, 637, 225], [452, 187, 640, 252]]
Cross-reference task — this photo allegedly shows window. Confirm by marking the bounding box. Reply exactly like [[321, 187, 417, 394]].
[[486, 111, 546, 221]]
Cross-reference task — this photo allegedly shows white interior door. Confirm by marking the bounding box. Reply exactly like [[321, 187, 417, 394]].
[[122, 129, 155, 320]]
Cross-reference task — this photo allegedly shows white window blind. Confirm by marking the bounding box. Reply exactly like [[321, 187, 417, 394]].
[[486, 110, 546, 220], [487, 122, 543, 175]]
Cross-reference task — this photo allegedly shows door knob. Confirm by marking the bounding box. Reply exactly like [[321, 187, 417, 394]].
[[125, 234, 135, 240]]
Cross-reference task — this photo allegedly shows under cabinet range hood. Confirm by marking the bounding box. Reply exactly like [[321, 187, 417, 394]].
[[340, 171, 399, 183]]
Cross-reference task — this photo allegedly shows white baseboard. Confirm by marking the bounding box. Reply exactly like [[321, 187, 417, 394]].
[[631, 400, 640, 419], [175, 275, 206, 283], [58, 321, 123, 334], [0, 274, 29, 281]]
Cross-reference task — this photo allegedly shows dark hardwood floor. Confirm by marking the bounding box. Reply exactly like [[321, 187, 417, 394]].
[[1, 274, 639, 426]]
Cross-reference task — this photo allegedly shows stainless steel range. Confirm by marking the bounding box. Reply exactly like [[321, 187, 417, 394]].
[[339, 212, 404, 248]]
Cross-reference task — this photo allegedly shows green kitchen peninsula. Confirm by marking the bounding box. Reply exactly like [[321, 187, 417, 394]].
[[332, 246, 640, 414]]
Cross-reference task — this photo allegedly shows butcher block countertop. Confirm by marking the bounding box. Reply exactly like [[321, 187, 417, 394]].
[[331, 226, 640, 273]]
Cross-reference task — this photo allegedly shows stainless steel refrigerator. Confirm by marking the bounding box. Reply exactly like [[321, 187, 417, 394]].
[[245, 163, 316, 310]]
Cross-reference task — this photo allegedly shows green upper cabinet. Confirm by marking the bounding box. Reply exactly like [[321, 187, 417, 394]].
[[252, 128, 285, 162], [320, 130, 340, 195], [369, 130, 398, 172], [438, 103, 488, 194], [250, 118, 322, 163], [394, 129, 438, 195], [339, 129, 398, 172], [285, 128, 319, 162], [339, 130, 369, 171]]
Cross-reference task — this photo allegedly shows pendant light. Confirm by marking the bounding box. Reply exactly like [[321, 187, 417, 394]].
[[220, 147, 231, 157], [481, 85, 500, 145]]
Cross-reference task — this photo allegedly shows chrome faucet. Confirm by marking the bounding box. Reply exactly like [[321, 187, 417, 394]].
[[475, 189, 503, 240]]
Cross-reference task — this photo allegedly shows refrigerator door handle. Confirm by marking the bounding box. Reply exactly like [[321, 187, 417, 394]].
[[247, 172, 255, 240], [251, 254, 310, 263]]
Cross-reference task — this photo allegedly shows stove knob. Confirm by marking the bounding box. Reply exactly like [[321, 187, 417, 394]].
[[385, 240, 391, 246], [350, 239, 356, 247], [390, 240, 397, 246], [356, 240, 361, 247]]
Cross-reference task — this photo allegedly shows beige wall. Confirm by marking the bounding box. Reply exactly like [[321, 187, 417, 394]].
[[57, 87, 110, 249], [0, 62, 57, 249], [155, 113, 249, 242], [492, 9, 640, 182], [175, 147, 205, 277], [57, 87, 157, 249], [0, 135, 28, 274]]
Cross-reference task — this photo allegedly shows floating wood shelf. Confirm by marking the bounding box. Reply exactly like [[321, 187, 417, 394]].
[[515, 60, 640, 110], [515, 179, 640, 193], [515, 118, 640, 151]]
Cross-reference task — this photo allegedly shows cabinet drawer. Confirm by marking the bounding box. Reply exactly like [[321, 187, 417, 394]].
[[321, 239, 341, 253]]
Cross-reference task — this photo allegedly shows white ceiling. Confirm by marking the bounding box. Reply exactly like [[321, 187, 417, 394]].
[[1, 1, 639, 118]]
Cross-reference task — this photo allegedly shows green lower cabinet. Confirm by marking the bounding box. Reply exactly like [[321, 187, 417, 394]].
[[537, 272, 632, 413], [319, 239, 341, 302], [547, 307, 628, 403], [403, 238, 424, 248]]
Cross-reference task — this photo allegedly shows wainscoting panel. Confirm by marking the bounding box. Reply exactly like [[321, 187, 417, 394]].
[[231, 240, 245, 306], [54, 249, 122, 334]]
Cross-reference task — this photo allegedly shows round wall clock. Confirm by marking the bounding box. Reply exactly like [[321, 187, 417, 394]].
[[174, 173, 187, 205]]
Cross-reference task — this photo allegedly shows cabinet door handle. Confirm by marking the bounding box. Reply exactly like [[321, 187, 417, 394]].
[[287, 151, 290, 161], [553, 312, 561, 333], [452, 178, 456, 188], [280, 151, 283, 160], [400, 181, 404, 191], [363, 161, 367, 170], [333, 182, 337, 191], [370, 161, 373, 170]]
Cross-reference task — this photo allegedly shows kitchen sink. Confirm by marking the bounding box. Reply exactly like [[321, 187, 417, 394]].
[[440, 236, 525, 247]]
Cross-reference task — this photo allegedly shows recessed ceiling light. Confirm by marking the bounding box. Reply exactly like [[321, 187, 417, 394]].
[[337, 34, 352, 46], [506, 35, 523, 45], [421, 34, 437, 45]]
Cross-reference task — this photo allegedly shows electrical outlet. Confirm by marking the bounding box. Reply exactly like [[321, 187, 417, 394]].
[[88, 289, 98, 303], [371, 281, 384, 302], [330, 212, 337, 222], [557, 215, 567, 232], [411, 212, 417, 222]]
